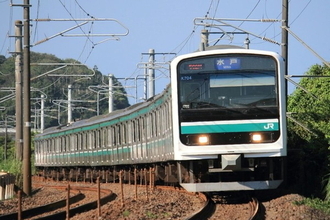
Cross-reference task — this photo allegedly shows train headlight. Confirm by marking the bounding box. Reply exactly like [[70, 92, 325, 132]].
[[198, 135, 210, 145], [251, 133, 262, 142], [185, 134, 210, 145]]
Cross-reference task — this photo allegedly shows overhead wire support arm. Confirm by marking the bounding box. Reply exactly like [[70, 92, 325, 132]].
[[194, 17, 282, 23], [32, 18, 129, 44], [30, 63, 96, 80], [33, 21, 89, 46], [284, 76, 318, 99], [194, 17, 282, 45], [286, 113, 318, 136], [283, 26, 330, 68]]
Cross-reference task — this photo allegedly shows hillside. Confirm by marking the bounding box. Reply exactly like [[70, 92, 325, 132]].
[[0, 52, 130, 130]]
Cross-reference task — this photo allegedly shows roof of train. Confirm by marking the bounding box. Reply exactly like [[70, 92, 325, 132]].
[[37, 84, 171, 136]]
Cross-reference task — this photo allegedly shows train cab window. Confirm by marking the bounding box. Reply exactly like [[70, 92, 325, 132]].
[[182, 83, 202, 102], [178, 55, 278, 122]]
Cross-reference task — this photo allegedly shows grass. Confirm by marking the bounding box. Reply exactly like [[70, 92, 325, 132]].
[[294, 197, 330, 215], [122, 210, 130, 217]]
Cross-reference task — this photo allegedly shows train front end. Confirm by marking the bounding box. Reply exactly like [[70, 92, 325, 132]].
[[171, 48, 287, 192]]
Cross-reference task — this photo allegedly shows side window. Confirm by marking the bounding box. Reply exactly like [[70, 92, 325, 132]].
[[122, 123, 126, 144], [112, 126, 116, 147]]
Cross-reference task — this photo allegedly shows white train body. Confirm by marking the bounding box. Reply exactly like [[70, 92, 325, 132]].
[[35, 48, 287, 192]]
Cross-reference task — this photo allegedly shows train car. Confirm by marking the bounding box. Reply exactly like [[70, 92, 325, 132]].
[[35, 46, 287, 192]]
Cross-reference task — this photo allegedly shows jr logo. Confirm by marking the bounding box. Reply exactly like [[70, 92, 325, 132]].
[[264, 123, 274, 129]]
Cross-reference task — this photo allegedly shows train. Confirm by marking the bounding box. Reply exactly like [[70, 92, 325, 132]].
[[34, 46, 287, 192]]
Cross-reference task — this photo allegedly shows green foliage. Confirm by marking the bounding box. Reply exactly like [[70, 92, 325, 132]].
[[294, 197, 330, 215], [288, 64, 330, 143], [0, 159, 23, 188], [287, 63, 330, 198], [323, 173, 330, 202], [0, 159, 21, 174], [122, 210, 130, 217], [0, 55, 6, 65], [145, 211, 158, 219], [0, 135, 15, 161], [0, 132, 36, 187]]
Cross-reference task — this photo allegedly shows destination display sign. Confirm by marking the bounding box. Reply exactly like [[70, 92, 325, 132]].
[[184, 63, 204, 70], [215, 57, 241, 70]]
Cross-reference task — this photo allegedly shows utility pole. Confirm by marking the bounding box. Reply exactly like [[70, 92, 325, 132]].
[[15, 20, 23, 160], [200, 29, 209, 51], [23, 0, 32, 196], [282, 0, 289, 96], [109, 74, 113, 113], [148, 49, 155, 99], [40, 95, 45, 133], [68, 85, 72, 124], [143, 66, 148, 101], [281, 0, 289, 188], [4, 115, 7, 161], [140, 49, 175, 100]]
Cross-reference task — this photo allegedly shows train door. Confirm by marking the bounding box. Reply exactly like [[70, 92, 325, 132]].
[[101, 128, 106, 164], [122, 122, 128, 164], [77, 133, 82, 165], [71, 134, 77, 165], [89, 131, 93, 165], [106, 127, 112, 164], [86, 131, 91, 165], [96, 129, 102, 165], [93, 130, 98, 165], [141, 116, 147, 163], [134, 119, 140, 161], [55, 136, 59, 165], [117, 124, 122, 164], [111, 125, 118, 164], [65, 135, 69, 165]]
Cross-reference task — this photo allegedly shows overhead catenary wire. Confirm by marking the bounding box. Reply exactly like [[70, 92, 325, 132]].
[[58, 0, 96, 64], [0, 3, 13, 55]]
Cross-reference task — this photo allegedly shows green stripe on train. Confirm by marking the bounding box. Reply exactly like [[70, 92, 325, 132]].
[[181, 122, 279, 134]]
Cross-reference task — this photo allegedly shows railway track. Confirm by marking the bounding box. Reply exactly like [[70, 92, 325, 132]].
[[186, 193, 215, 220], [0, 178, 259, 219], [205, 194, 260, 220], [249, 197, 259, 220], [0, 179, 209, 219], [0, 183, 114, 220]]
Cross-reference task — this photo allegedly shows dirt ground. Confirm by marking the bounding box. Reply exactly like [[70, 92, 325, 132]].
[[1, 181, 329, 220]]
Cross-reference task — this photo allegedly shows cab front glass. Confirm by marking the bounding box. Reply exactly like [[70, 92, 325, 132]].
[[177, 54, 279, 145]]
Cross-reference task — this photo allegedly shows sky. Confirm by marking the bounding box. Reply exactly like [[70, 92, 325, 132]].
[[0, 0, 329, 105]]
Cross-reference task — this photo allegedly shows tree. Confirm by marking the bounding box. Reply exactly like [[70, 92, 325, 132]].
[[287, 64, 330, 198], [0, 55, 6, 65]]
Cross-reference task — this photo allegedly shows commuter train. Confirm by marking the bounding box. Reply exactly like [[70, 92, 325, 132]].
[[34, 46, 287, 192]]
